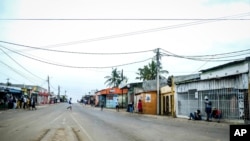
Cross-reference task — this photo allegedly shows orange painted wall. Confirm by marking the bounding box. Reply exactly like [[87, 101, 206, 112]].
[[136, 91, 157, 115]]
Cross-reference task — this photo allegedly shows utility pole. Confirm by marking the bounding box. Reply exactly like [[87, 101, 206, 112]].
[[156, 48, 160, 115], [6, 78, 9, 84], [47, 76, 50, 95], [6, 78, 9, 89], [58, 85, 60, 102], [121, 69, 123, 108]]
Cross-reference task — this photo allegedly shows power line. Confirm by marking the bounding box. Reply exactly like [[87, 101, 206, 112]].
[[7, 12, 248, 49], [161, 52, 246, 62], [1, 18, 250, 21], [0, 60, 38, 84], [0, 45, 153, 69], [0, 47, 46, 81], [167, 49, 250, 58], [160, 48, 250, 62], [0, 40, 154, 55], [0, 69, 23, 83]]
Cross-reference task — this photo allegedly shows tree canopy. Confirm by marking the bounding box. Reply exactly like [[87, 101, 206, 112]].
[[104, 68, 128, 88], [136, 60, 168, 81]]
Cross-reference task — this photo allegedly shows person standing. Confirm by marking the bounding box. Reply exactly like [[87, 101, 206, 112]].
[[128, 101, 134, 113], [115, 98, 119, 112], [204, 96, 212, 121], [100, 99, 104, 111], [137, 99, 142, 114], [31, 96, 37, 110], [23, 96, 27, 109], [13, 97, 17, 109], [28, 97, 32, 110]]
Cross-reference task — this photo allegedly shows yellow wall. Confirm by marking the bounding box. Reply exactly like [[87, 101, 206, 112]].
[[161, 85, 175, 116]]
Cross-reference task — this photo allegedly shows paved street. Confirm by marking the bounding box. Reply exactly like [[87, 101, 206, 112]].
[[0, 103, 230, 141]]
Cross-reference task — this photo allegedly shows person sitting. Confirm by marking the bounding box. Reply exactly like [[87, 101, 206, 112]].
[[188, 109, 202, 120], [211, 107, 222, 123]]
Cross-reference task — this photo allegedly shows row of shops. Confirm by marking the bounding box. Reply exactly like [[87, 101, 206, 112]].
[[94, 88, 128, 108], [0, 85, 52, 109], [89, 57, 250, 124]]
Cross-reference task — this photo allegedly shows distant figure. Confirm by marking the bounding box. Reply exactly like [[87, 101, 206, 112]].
[[137, 99, 142, 114], [28, 97, 32, 110], [23, 96, 27, 109], [128, 101, 134, 113], [211, 107, 222, 123], [84, 100, 87, 106], [67, 98, 72, 111], [31, 96, 37, 110], [13, 97, 17, 109], [116, 98, 119, 112], [188, 109, 202, 120], [204, 96, 212, 121], [100, 99, 104, 111]]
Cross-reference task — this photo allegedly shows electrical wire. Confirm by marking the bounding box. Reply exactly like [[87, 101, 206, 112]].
[[0, 60, 38, 84], [0, 69, 22, 83], [0, 40, 155, 55], [160, 48, 250, 62], [0, 45, 153, 69], [0, 47, 46, 81], [164, 48, 250, 58], [1, 18, 249, 21], [4, 12, 248, 49]]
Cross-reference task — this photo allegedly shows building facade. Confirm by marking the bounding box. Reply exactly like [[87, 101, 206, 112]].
[[175, 57, 250, 123]]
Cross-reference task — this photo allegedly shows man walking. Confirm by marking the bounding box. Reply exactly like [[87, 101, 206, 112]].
[[67, 98, 72, 111]]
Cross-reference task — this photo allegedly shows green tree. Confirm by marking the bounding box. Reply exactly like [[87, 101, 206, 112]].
[[104, 68, 128, 88], [136, 60, 168, 81]]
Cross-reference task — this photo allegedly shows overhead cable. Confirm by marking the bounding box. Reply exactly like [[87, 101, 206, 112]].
[[0, 45, 153, 69], [0, 60, 38, 84], [10, 12, 249, 48], [0, 47, 46, 81], [0, 40, 154, 55], [160, 48, 250, 62]]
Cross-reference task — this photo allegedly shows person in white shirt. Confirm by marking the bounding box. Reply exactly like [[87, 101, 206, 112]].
[[67, 98, 72, 111]]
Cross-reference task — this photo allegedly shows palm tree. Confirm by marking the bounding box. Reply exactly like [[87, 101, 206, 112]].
[[104, 68, 128, 88], [136, 60, 168, 81]]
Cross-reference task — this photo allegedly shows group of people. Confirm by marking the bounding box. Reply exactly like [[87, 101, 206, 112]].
[[188, 96, 222, 122], [127, 99, 142, 113], [1, 95, 17, 109], [1, 94, 37, 110], [21, 95, 37, 110]]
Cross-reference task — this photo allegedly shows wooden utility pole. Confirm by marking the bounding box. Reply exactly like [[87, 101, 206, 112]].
[[48, 76, 50, 95], [58, 85, 60, 102], [156, 48, 160, 115], [121, 69, 123, 108]]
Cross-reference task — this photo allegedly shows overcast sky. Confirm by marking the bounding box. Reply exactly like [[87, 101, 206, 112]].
[[0, 0, 250, 102]]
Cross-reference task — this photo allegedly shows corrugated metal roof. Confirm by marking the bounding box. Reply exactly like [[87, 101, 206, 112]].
[[200, 56, 250, 73]]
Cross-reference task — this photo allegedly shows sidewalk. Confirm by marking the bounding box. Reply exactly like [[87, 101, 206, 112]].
[[0, 103, 51, 112], [83, 105, 233, 127]]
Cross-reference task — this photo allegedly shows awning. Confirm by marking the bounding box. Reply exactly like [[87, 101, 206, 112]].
[[8, 88, 21, 94]]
